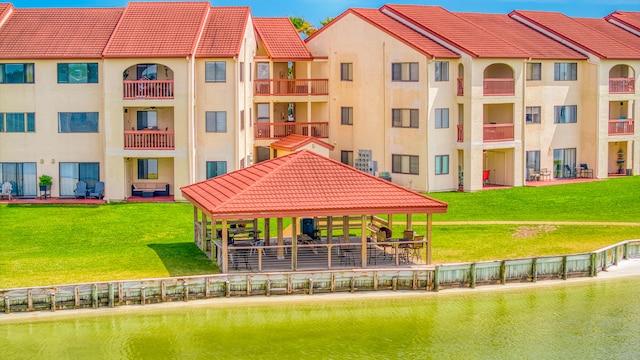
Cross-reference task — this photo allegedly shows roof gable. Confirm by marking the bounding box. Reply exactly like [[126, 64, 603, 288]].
[[253, 17, 313, 60], [196, 6, 250, 58], [576, 17, 640, 54], [0, 7, 123, 59], [510, 10, 640, 60], [382, 4, 529, 58], [457, 12, 586, 60], [181, 150, 447, 219], [270, 134, 335, 151], [103, 2, 209, 58], [606, 11, 640, 36]]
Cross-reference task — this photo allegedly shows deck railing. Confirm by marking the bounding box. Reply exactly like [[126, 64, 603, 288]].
[[609, 78, 635, 94], [124, 130, 175, 150], [457, 78, 464, 96], [254, 121, 329, 139], [483, 78, 515, 96], [1, 240, 637, 314], [254, 79, 328, 96], [123, 80, 174, 99], [457, 124, 464, 142], [483, 123, 514, 142], [608, 119, 634, 135]]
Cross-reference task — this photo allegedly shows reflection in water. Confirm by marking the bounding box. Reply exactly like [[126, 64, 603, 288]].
[[1, 277, 639, 359]]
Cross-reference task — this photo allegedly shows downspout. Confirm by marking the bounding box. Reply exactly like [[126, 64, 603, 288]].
[[233, 56, 239, 169], [425, 56, 435, 192], [382, 41, 386, 174], [522, 58, 530, 185], [188, 54, 196, 184]]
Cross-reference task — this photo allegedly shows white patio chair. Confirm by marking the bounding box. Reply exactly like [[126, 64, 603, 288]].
[[1, 182, 13, 200]]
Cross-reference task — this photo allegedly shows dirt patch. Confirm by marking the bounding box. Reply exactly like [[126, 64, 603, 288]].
[[512, 225, 557, 239]]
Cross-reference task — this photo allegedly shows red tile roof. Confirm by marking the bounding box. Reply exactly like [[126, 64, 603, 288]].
[[575, 17, 640, 53], [181, 150, 447, 219], [0, 7, 123, 59], [253, 17, 313, 60], [0, 3, 12, 25], [457, 12, 586, 60], [103, 2, 209, 58], [270, 134, 335, 152], [510, 10, 640, 60], [606, 11, 640, 35], [381, 5, 529, 58], [196, 6, 250, 58]]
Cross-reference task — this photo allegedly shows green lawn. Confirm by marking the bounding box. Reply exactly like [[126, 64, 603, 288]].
[[1, 176, 639, 289]]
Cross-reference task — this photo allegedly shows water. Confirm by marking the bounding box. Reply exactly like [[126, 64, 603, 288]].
[[1, 277, 639, 359]]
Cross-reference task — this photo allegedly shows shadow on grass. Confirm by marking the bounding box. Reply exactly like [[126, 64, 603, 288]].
[[148, 243, 219, 277]]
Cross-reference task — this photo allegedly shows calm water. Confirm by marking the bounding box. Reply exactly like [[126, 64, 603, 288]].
[[1, 277, 640, 359]]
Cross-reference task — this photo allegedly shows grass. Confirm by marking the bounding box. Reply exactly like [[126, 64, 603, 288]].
[[1, 177, 639, 288]]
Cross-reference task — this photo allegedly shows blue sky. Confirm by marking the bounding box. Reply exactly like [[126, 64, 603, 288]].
[[11, 0, 640, 27]]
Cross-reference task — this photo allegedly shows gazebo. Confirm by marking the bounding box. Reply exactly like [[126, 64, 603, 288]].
[[181, 150, 447, 273]]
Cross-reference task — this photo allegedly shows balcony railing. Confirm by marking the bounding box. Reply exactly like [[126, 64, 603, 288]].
[[483, 123, 514, 142], [254, 122, 329, 140], [123, 80, 174, 99], [457, 78, 464, 96], [457, 124, 464, 142], [483, 78, 515, 96], [609, 78, 635, 94], [254, 79, 328, 96], [124, 130, 175, 150], [608, 119, 634, 135]]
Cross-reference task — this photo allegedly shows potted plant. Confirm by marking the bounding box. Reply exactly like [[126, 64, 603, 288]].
[[39, 174, 53, 191]]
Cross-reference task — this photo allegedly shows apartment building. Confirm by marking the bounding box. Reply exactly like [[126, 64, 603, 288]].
[[0, 2, 638, 199]]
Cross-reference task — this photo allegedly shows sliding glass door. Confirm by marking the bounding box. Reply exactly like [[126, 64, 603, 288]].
[[553, 148, 576, 178], [0, 162, 37, 197], [59, 162, 100, 196]]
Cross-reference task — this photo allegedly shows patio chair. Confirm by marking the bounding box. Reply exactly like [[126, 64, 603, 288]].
[[89, 181, 105, 199], [74, 181, 88, 199], [1, 182, 12, 200], [564, 165, 576, 179], [579, 164, 594, 178], [483, 170, 490, 185], [527, 168, 540, 181]]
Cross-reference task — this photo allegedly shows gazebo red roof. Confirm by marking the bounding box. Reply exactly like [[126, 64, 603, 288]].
[[181, 150, 447, 219]]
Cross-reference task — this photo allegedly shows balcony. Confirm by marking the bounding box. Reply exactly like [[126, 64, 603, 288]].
[[123, 80, 174, 99], [608, 119, 634, 135], [124, 130, 175, 150], [254, 79, 328, 96], [483, 79, 515, 96], [457, 78, 464, 96], [609, 78, 635, 94], [254, 122, 329, 140], [457, 124, 464, 142], [483, 123, 514, 142]]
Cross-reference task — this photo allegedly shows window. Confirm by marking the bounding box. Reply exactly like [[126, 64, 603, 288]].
[[435, 155, 449, 175], [240, 110, 245, 131], [256, 62, 269, 80], [239, 62, 244, 82], [59, 162, 99, 196], [341, 151, 354, 166], [58, 112, 98, 133], [340, 63, 353, 81], [554, 63, 577, 81], [206, 161, 227, 179], [435, 108, 449, 129], [526, 63, 541, 81], [392, 109, 419, 128], [392, 62, 418, 81], [341, 107, 353, 125], [205, 61, 226, 82], [137, 159, 158, 179], [206, 111, 227, 132], [526, 151, 540, 171], [137, 64, 157, 80], [1, 113, 35, 133], [58, 63, 98, 83], [435, 61, 449, 81], [526, 106, 541, 124], [0, 162, 37, 197], [554, 105, 577, 123], [392, 154, 419, 175], [0, 63, 34, 83], [136, 111, 157, 130]]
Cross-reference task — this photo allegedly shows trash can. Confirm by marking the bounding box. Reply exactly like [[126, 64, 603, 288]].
[[379, 171, 391, 182], [300, 218, 315, 238], [627, 169, 632, 176]]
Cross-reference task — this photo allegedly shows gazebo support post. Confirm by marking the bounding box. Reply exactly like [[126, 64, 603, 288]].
[[221, 219, 229, 273], [426, 213, 433, 265], [406, 214, 412, 230], [361, 215, 367, 268], [201, 212, 207, 252], [388, 214, 393, 229], [327, 217, 333, 244], [342, 215, 349, 244], [193, 207, 198, 245], [264, 218, 270, 246], [292, 217, 298, 271], [277, 218, 284, 260]]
